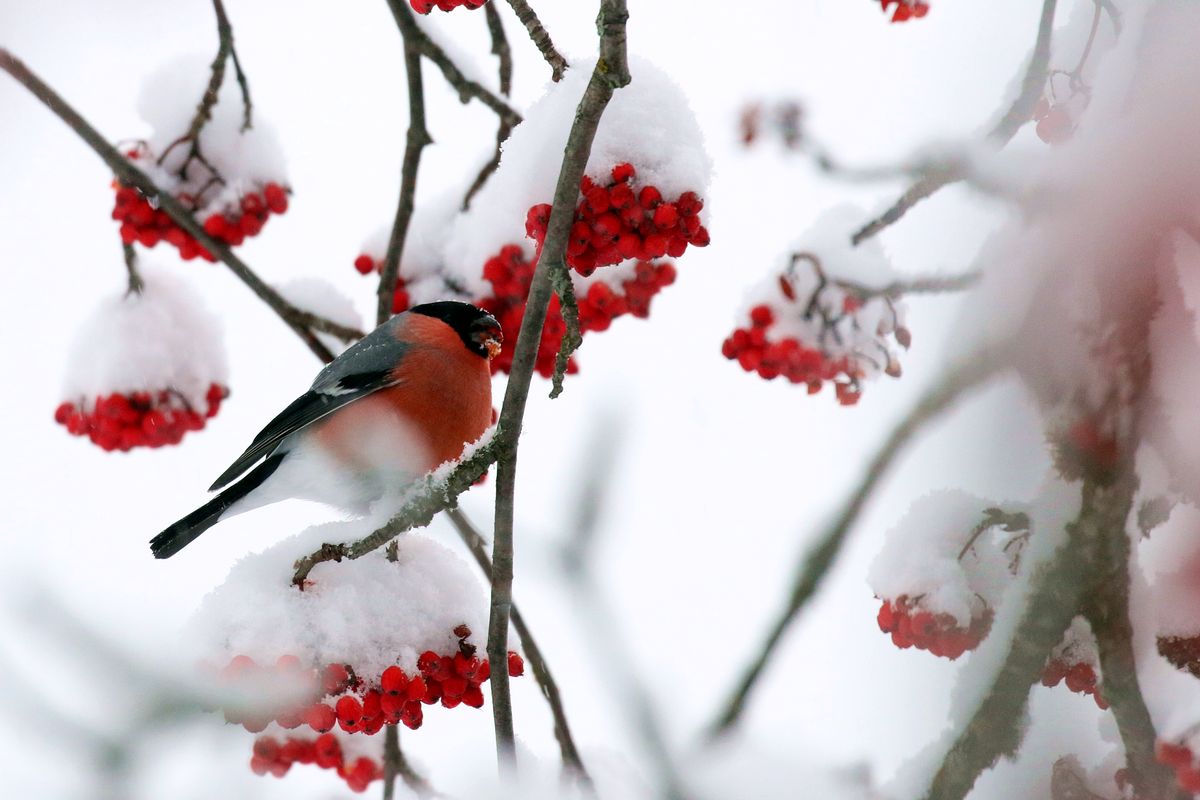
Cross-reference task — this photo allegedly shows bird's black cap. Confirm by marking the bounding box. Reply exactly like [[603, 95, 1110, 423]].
[[409, 301, 503, 359]]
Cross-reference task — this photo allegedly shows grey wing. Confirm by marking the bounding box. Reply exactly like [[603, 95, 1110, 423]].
[[208, 321, 411, 492]]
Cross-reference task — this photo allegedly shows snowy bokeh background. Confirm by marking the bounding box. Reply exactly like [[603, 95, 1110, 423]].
[[0, 0, 1109, 797]]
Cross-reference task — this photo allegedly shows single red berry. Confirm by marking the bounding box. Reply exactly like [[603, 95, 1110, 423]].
[[507, 652, 524, 677]]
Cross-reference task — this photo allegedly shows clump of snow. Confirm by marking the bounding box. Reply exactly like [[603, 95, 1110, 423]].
[[191, 521, 488, 681], [869, 490, 1028, 626], [444, 54, 712, 279], [62, 266, 228, 411]]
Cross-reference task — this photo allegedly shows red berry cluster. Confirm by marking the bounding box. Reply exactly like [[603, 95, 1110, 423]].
[[1041, 658, 1108, 709], [722, 304, 864, 405], [876, 596, 993, 660], [112, 181, 289, 262], [410, 0, 485, 12], [54, 383, 227, 451], [251, 733, 381, 793], [524, 162, 709, 277], [217, 637, 524, 737], [1157, 741, 1200, 793], [353, 254, 411, 314], [478, 245, 679, 376], [1158, 635, 1200, 679], [1032, 97, 1074, 145], [880, 0, 929, 22]]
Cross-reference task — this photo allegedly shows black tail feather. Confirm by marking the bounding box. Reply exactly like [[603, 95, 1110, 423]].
[[150, 453, 286, 559]]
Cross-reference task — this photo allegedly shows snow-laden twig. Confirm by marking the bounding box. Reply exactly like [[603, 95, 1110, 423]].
[[462, 2, 515, 211], [445, 508, 595, 793], [0, 48, 364, 363], [709, 347, 1007, 736], [121, 241, 144, 296], [487, 0, 630, 767], [920, 474, 1138, 800], [379, 0, 434, 326], [504, 0, 568, 82], [391, 1, 522, 129], [850, 0, 1060, 246]]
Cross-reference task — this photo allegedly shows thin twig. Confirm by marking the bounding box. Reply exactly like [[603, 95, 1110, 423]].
[[0, 48, 356, 363], [921, 475, 1136, 800], [850, 0, 1059, 246], [486, 0, 630, 769], [390, 2, 523, 129], [383, 724, 437, 798], [504, 0, 569, 81], [290, 440, 500, 586], [445, 508, 595, 793], [380, 0, 434, 326], [462, 1, 515, 211], [549, 262, 582, 398], [709, 348, 1006, 736], [121, 241, 144, 296]]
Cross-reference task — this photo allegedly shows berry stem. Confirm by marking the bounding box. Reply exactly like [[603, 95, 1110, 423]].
[[445, 507, 596, 793], [709, 347, 1006, 737], [0, 48, 362, 363], [850, 0, 1060, 246], [379, 1, 434, 327], [503, 0, 569, 82]]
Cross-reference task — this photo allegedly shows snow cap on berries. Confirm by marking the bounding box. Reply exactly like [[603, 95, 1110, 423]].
[[191, 520, 490, 680], [62, 266, 228, 414], [444, 55, 712, 280]]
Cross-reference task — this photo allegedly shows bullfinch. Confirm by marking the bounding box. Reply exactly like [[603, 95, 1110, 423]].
[[149, 301, 502, 559]]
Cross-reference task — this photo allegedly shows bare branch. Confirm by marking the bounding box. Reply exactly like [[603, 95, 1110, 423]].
[[383, 724, 437, 799], [445, 508, 595, 792], [379, 0, 434, 326], [710, 348, 1006, 736], [850, 0, 1059, 245], [390, 2, 523, 129], [504, 0, 569, 81], [0, 48, 356, 363], [487, 0, 630, 768], [462, 1, 515, 211]]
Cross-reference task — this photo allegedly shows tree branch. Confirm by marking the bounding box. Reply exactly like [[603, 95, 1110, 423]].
[[445, 508, 595, 793], [486, 0, 630, 768], [503, 0, 568, 81], [389, 2, 523, 129], [920, 473, 1137, 800], [382, 723, 437, 799], [850, 0, 1059, 246], [121, 241, 144, 296], [709, 348, 1006, 736], [379, 0, 434, 326], [462, 1, 515, 211], [0, 48, 359, 364], [290, 439, 500, 587]]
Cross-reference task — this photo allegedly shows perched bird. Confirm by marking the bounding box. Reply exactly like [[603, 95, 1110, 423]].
[[150, 301, 502, 559]]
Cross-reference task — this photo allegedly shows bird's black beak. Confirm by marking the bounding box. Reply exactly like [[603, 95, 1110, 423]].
[[471, 316, 503, 360]]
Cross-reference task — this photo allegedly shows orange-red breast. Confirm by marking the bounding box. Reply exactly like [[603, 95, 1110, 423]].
[[150, 301, 501, 559]]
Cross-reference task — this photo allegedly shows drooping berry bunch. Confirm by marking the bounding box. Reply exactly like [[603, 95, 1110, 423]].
[[54, 383, 227, 452], [409, 0, 486, 13], [216, 628, 524, 737], [876, 595, 993, 660], [879, 0, 930, 23], [738, 100, 805, 150], [1032, 96, 1075, 145], [1157, 740, 1200, 793], [525, 162, 710, 276], [723, 303, 866, 405], [1040, 618, 1107, 709], [251, 733, 381, 793], [723, 253, 910, 404], [112, 174, 290, 262]]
